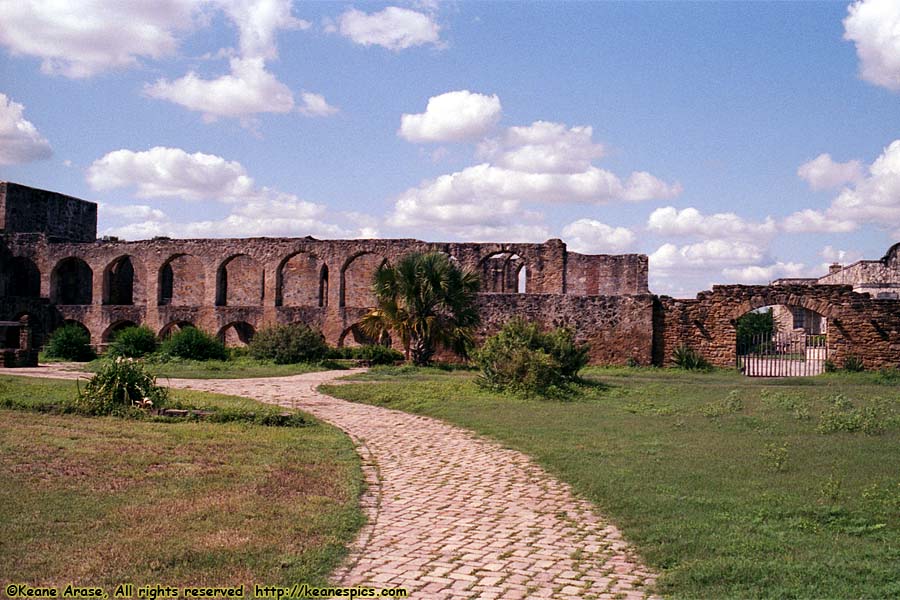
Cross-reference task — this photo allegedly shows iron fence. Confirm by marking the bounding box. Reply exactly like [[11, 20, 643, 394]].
[[737, 331, 827, 377]]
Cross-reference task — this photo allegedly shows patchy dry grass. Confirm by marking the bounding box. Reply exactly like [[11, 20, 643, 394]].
[[0, 376, 363, 588]]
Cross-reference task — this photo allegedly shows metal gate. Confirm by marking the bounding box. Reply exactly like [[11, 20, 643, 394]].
[[737, 332, 827, 377]]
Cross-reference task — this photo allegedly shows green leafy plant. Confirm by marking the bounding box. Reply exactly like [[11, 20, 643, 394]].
[[735, 308, 774, 350], [107, 325, 158, 358], [762, 442, 789, 473], [249, 323, 328, 364], [701, 390, 744, 418], [360, 252, 480, 366], [67, 357, 168, 415], [843, 354, 865, 372], [823, 359, 838, 373], [474, 318, 589, 395], [672, 345, 711, 371], [159, 326, 227, 361], [44, 324, 96, 361]]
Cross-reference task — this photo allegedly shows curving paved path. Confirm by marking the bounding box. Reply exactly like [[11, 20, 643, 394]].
[[7, 367, 658, 600]]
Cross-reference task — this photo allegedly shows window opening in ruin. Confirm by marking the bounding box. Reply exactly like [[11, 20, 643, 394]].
[[319, 265, 329, 307], [103, 320, 137, 343], [218, 321, 255, 347], [517, 264, 527, 294], [104, 256, 134, 305], [479, 252, 526, 293], [7, 257, 41, 297], [51, 258, 93, 305], [159, 262, 174, 305]]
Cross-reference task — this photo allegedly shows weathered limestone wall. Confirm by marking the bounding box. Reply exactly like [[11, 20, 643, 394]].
[[1, 182, 96, 243], [655, 285, 900, 370], [476, 294, 655, 365], [566, 254, 649, 295]]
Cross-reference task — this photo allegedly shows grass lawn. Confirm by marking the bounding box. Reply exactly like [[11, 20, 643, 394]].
[[0, 375, 363, 588], [323, 366, 900, 600], [79, 356, 347, 379]]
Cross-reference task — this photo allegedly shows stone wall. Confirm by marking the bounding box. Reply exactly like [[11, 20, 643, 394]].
[[476, 294, 655, 365], [565, 254, 649, 295], [655, 284, 900, 370], [0, 182, 96, 242]]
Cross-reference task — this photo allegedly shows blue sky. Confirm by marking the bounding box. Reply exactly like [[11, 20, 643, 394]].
[[2, 0, 900, 296]]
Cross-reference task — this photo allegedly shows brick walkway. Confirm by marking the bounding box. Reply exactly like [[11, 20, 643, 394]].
[[9, 367, 658, 599]]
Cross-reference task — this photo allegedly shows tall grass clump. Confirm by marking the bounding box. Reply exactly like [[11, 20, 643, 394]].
[[249, 323, 328, 364], [44, 324, 96, 361], [672, 346, 711, 371], [67, 357, 168, 415], [160, 326, 227, 361], [107, 325, 158, 358], [474, 318, 589, 395]]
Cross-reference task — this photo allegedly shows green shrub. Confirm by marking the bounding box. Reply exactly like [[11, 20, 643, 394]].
[[474, 318, 588, 395], [672, 345, 711, 370], [160, 326, 227, 361], [327, 344, 404, 365], [44, 324, 96, 361], [67, 357, 168, 415], [107, 325, 158, 358], [249, 323, 328, 364], [843, 354, 865, 372]]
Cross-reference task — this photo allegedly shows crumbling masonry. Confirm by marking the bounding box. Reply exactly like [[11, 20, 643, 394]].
[[2, 181, 900, 370]]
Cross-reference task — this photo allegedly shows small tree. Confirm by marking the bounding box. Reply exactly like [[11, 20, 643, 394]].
[[360, 252, 480, 366], [736, 308, 774, 350], [159, 326, 227, 361]]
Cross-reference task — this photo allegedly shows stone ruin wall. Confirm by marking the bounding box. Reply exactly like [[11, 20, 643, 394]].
[[3, 181, 900, 370], [655, 285, 900, 370], [0, 227, 652, 363]]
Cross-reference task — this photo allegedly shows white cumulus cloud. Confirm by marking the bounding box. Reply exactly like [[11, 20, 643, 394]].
[[647, 206, 776, 241], [0, 0, 201, 78], [331, 6, 441, 51], [649, 240, 765, 271], [722, 262, 813, 284], [0, 92, 52, 165], [781, 208, 858, 233], [797, 153, 863, 191], [844, 0, 900, 92], [399, 90, 501, 143], [476, 121, 605, 174], [87, 146, 256, 201], [561, 219, 636, 254], [145, 57, 295, 122], [298, 92, 339, 117]]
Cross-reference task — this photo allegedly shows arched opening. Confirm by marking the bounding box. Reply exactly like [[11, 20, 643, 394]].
[[6, 257, 41, 297], [340, 252, 386, 308], [216, 254, 263, 307], [51, 257, 93, 305], [159, 321, 194, 339], [319, 264, 329, 307], [479, 252, 526, 293], [158, 254, 205, 306], [276, 252, 321, 307], [102, 320, 138, 343], [103, 255, 135, 305], [338, 323, 390, 348], [55, 320, 91, 344], [734, 304, 828, 377], [217, 321, 255, 347], [517, 264, 528, 294]]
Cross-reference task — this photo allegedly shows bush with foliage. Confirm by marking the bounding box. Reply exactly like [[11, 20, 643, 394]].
[[107, 325, 158, 358], [68, 357, 168, 415], [249, 323, 328, 364], [44, 324, 96, 361], [474, 318, 589, 395], [159, 326, 227, 361], [328, 344, 404, 365], [672, 345, 712, 371]]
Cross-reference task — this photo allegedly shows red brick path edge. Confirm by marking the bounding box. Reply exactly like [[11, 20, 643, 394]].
[[7, 367, 659, 600]]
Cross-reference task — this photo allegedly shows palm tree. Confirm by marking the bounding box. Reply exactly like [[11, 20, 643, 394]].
[[359, 252, 480, 366]]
